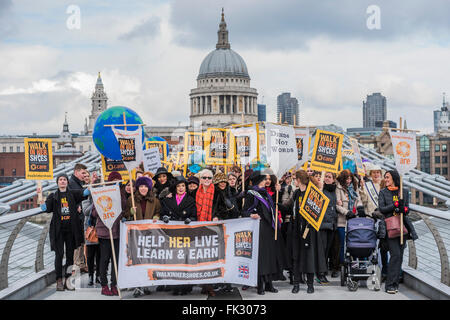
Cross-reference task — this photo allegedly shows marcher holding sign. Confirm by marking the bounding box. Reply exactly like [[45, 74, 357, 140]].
[[242, 170, 286, 295], [310, 130, 344, 174], [42, 173, 86, 292], [378, 169, 418, 294], [90, 175, 126, 297], [290, 170, 328, 294]]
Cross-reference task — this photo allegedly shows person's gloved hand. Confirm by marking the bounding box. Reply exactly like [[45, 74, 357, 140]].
[[162, 215, 170, 223], [346, 211, 355, 220], [357, 206, 366, 218], [130, 207, 136, 217], [184, 218, 191, 224], [40, 203, 47, 212], [83, 188, 90, 197]]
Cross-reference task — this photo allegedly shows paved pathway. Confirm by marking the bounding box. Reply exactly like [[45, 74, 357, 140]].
[[30, 272, 427, 300]]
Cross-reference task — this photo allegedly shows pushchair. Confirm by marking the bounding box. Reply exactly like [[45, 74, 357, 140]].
[[340, 215, 381, 292]]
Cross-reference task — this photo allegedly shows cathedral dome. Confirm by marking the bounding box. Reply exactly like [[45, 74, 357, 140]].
[[197, 9, 249, 80], [198, 48, 249, 80]]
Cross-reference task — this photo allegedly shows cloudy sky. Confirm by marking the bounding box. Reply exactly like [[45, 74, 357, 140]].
[[1, 0, 450, 135]]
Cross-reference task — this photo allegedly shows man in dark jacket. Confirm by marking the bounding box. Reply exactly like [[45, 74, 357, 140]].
[[69, 163, 90, 272], [44, 173, 86, 291]]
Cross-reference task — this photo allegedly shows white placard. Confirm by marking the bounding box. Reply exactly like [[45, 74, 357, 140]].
[[111, 127, 143, 172], [389, 130, 418, 175], [143, 147, 162, 174], [91, 184, 123, 230], [265, 123, 298, 179]]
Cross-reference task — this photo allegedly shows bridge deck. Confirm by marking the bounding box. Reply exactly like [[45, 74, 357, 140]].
[[29, 272, 427, 300]]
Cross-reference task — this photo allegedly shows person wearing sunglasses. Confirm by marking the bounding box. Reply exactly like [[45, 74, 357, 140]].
[[195, 169, 216, 297]]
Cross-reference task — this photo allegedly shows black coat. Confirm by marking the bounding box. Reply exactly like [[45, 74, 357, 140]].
[[242, 187, 286, 278], [46, 188, 84, 255], [212, 186, 240, 220], [161, 193, 197, 221], [290, 188, 327, 274], [378, 187, 418, 241], [320, 183, 338, 231]]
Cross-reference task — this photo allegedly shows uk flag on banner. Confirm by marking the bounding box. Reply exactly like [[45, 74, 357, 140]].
[[238, 265, 249, 279]]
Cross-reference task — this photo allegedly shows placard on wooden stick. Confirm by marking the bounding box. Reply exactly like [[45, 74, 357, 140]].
[[299, 182, 330, 232]]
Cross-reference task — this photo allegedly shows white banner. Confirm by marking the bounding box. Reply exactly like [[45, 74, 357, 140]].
[[231, 125, 258, 166], [389, 130, 418, 175], [112, 127, 143, 172], [117, 218, 259, 288], [294, 128, 309, 169], [266, 123, 298, 179], [90, 184, 122, 230], [143, 147, 161, 174]]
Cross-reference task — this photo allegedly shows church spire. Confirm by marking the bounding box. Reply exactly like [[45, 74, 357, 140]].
[[216, 8, 230, 49]]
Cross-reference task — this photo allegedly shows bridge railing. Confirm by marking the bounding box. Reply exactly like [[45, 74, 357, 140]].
[[0, 207, 53, 291], [0, 203, 447, 298]]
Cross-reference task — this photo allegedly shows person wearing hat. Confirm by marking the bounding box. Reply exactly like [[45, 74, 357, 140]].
[[289, 170, 327, 294], [124, 176, 160, 221], [211, 172, 240, 293], [160, 176, 197, 296], [360, 163, 384, 218], [187, 175, 199, 198], [43, 173, 88, 291], [153, 167, 174, 200], [359, 163, 389, 280], [124, 176, 161, 297], [242, 170, 285, 295]]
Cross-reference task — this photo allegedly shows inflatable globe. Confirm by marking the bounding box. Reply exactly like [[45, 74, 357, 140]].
[[92, 106, 145, 160]]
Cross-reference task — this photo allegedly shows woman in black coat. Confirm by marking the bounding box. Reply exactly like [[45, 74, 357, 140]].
[[161, 176, 197, 295], [242, 171, 285, 295], [212, 172, 240, 221], [290, 170, 327, 294], [318, 172, 338, 284], [44, 173, 85, 291], [378, 169, 417, 294]]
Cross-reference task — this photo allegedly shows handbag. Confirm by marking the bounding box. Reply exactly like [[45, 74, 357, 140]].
[[385, 214, 408, 239], [85, 216, 98, 243]]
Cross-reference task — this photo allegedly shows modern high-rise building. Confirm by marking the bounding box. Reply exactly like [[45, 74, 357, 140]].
[[362, 93, 386, 128], [257, 104, 266, 122], [277, 92, 299, 125]]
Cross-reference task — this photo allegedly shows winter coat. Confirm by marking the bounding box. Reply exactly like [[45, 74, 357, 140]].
[[336, 181, 363, 228], [242, 187, 286, 278], [161, 193, 197, 221], [46, 189, 84, 255], [320, 183, 337, 231], [124, 191, 161, 221], [91, 187, 127, 239], [212, 186, 240, 220], [378, 187, 418, 241], [290, 188, 327, 274], [360, 178, 381, 217]]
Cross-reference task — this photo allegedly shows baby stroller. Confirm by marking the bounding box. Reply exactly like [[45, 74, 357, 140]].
[[340, 212, 381, 292]]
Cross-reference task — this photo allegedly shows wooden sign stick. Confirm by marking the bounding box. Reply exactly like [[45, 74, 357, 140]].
[[36, 180, 43, 205], [129, 170, 137, 221], [108, 228, 122, 299], [275, 179, 279, 241], [399, 117, 404, 245], [302, 225, 310, 239]]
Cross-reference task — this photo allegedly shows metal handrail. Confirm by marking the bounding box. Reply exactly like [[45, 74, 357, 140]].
[[0, 207, 52, 290]]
